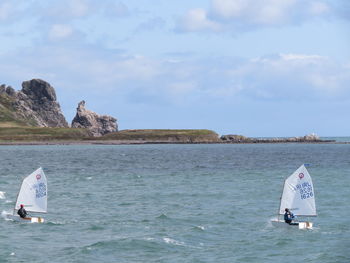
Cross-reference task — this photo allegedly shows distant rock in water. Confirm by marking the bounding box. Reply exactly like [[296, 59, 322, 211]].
[[220, 133, 332, 143], [0, 79, 68, 127], [71, 100, 118, 137]]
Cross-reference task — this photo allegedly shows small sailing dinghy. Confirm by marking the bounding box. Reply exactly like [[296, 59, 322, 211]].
[[271, 164, 316, 229], [7, 167, 47, 223]]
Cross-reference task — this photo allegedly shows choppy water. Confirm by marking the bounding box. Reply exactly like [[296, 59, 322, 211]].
[[0, 144, 349, 263]]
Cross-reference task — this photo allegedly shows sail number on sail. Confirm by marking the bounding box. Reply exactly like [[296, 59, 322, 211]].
[[296, 182, 313, 200], [33, 182, 47, 199]]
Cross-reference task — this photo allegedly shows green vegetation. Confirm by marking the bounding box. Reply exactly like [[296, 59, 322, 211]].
[[0, 126, 90, 142], [0, 94, 20, 124], [96, 129, 220, 143], [0, 93, 35, 126], [1, 93, 220, 143]]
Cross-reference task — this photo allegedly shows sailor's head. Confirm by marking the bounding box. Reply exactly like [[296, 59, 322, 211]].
[[285, 208, 289, 212], [20, 204, 24, 208]]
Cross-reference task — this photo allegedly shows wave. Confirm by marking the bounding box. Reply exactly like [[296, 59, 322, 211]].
[[156, 213, 168, 220], [163, 237, 202, 249], [0, 191, 5, 199], [46, 221, 67, 226], [80, 237, 167, 253], [163, 237, 185, 246], [1, 210, 12, 221], [192, 225, 205, 231]]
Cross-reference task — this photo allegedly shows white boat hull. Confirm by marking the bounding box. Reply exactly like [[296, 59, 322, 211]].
[[7, 214, 45, 223], [271, 219, 313, 229]]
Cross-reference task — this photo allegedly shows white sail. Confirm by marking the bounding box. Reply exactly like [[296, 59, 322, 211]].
[[279, 164, 316, 216], [14, 167, 47, 213]]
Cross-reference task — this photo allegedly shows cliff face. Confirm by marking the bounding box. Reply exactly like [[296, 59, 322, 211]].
[[0, 79, 68, 127], [71, 100, 118, 137]]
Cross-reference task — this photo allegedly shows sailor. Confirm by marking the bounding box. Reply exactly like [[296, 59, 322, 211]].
[[284, 208, 298, 225], [17, 204, 28, 218]]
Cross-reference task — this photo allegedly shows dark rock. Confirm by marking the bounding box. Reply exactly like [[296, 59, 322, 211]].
[[221, 133, 329, 143], [12, 79, 68, 127], [0, 84, 15, 96], [22, 79, 56, 102], [0, 84, 6, 94], [5, 86, 16, 97], [220, 134, 251, 143], [71, 100, 118, 137]]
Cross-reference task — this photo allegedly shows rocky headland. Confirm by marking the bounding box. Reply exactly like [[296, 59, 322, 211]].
[[71, 100, 118, 137], [0, 78, 339, 144], [0, 79, 68, 127]]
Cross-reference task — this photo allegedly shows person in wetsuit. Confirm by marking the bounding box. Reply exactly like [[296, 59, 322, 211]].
[[17, 204, 28, 218], [284, 208, 298, 225]]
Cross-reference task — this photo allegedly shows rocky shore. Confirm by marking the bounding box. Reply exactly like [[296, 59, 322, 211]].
[[220, 133, 336, 143], [0, 78, 339, 145]]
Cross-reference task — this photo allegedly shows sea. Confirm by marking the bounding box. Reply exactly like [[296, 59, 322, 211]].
[[0, 141, 349, 263]]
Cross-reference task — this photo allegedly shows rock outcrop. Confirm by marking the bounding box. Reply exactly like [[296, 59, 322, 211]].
[[0, 79, 68, 127], [220, 133, 334, 143], [71, 100, 118, 137]]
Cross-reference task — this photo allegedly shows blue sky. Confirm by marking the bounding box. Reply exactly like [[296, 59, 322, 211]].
[[0, 0, 349, 136]]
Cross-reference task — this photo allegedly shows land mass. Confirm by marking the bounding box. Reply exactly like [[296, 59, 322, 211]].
[[0, 78, 337, 145]]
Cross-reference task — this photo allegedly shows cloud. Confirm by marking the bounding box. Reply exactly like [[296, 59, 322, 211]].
[[176, 8, 222, 32], [69, 0, 90, 17], [48, 24, 74, 40], [135, 17, 166, 32], [231, 53, 350, 99], [177, 0, 333, 32], [0, 42, 349, 110], [211, 0, 299, 25], [309, 1, 330, 15], [102, 1, 129, 17], [0, 2, 11, 20]]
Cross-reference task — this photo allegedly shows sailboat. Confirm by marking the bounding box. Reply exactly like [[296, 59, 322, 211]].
[[7, 167, 47, 223], [271, 164, 316, 229]]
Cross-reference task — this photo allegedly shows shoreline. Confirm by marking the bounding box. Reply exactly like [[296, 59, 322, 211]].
[[0, 139, 346, 146]]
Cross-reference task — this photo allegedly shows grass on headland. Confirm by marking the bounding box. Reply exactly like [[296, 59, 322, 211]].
[[0, 94, 38, 126], [0, 125, 220, 144], [96, 129, 221, 143], [0, 126, 91, 142]]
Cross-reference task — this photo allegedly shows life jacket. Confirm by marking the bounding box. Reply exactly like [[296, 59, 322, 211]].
[[17, 208, 27, 218]]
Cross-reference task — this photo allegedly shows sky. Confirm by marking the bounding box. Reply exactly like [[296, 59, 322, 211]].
[[0, 0, 349, 136]]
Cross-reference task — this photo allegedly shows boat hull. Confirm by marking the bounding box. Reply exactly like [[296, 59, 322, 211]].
[[7, 214, 45, 223], [271, 219, 313, 229]]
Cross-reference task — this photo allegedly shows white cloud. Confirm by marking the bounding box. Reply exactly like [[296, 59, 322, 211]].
[[230, 53, 350, 99], [279, 53, 325, 61], [309, 1, 329, 15], [69, 0, 89, 17], [1, 43, 349, 108], [211, 0, 298, 24], [211, 0, 248, 19], [49, 24, 74, 40], [177, 8, 222, 32], [178, 0, 332, 32]]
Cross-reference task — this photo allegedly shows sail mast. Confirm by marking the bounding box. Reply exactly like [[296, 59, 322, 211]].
[[13, 176, 25, 215], [277, 176, 287, 219]]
